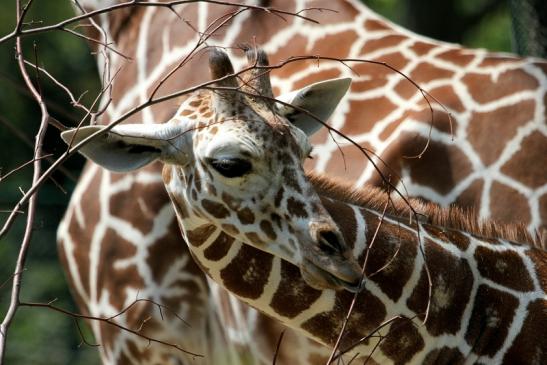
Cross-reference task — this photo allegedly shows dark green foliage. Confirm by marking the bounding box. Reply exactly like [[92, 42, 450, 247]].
[[0, 1, 100, 364]]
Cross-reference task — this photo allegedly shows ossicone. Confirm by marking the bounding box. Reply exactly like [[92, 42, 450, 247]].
[[240, 44, 274, 104], [209, 48, 238, 88]]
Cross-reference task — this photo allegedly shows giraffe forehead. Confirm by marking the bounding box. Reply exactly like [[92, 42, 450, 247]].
[[202, 129, 263, 159], [198, 118, 307, 160]]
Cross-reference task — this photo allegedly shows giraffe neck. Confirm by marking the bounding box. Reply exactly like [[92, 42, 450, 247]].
[[164, 166, 546, 363]]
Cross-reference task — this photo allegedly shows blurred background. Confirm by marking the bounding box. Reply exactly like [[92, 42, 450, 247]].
[[0, 0, 544, 364]]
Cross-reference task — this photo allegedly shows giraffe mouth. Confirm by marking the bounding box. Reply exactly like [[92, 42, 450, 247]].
[[298, 224, 364, 293], [301, 258, 363, 293]]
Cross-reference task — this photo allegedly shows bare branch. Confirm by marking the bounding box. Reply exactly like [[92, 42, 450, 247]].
[[326, 193, 390, 363], [0, 1, 50, 360], [0, 154, 53, 183], [0, 115, 75, 182], [271, 330, 285, 365], [0, 0, 324, 45], [19, 301, 202, 357]]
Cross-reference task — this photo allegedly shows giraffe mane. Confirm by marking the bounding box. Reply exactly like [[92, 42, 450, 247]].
[[307, 172, 541, 247]]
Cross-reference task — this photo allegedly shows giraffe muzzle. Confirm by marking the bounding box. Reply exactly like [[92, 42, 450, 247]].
[[299, 224, 364, 293], [301, 258, 363, 293]]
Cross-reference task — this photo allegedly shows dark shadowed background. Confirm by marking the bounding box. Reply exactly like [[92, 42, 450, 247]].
[[0, 0, 541, 364]]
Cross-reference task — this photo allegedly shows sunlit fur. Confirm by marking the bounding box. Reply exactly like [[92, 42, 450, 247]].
[[309, 173, 538, 246]]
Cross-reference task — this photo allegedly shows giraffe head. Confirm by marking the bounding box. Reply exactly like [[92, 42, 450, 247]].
[[61, 48, 362, 292]]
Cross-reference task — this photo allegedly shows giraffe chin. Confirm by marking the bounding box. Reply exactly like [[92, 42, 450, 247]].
[[300, 259, 363, 293]]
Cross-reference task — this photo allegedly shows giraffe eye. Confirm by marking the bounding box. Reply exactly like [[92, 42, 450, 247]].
[[208, 158, 252, 178]]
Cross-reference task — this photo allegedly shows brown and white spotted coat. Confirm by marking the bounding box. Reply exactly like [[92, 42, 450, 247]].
[[64, 49, 547, 364], [174, 172, 547, 364], [60, 0, 547, 364]]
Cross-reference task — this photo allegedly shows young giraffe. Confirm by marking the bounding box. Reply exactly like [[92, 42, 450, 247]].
[[63, 48, 547, 365], [60, 0, 547, 363]]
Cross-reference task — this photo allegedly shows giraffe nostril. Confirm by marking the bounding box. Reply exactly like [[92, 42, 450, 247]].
[[318, 230, 343, 255]]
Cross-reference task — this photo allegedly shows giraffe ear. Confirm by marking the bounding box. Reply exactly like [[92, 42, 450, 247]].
[[276, 78, 351, 136], [61, 124, 188, 172]]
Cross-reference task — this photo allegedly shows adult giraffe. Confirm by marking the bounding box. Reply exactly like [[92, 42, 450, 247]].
[[62, 48, 547, 364], [59, 0, 547, 364]]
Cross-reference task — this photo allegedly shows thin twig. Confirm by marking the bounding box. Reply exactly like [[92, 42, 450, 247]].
[[0, 54, 443, 246], [271, 330, 285, 365], [326, 194, 390, 363], [148, 7, 248, 100], [0, 154, 53, 183], [0, 115, 75, 182], [22, 59, 93, 115], [0, 0, 325, 45], [0, 1, 50, 360], [19, 301, 202, 357]]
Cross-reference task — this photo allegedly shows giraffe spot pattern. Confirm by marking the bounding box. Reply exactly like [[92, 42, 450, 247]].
[[260, 220, 277, 240], [473, 246, 534, 292], [201, 199, 230, 219], [314, 29, 358, 57], [527, 248, 547, 289], [282, 167, 302, 194], [361, 34, 406, 54], [221, 223, 240, 236], [301, 289, 386, 348], [126, 339, 153, 362], [220, 245, 273, 299], [364, 218, 418, 302], [193, 169, 202, 193], [422, 225, 470, 251], [409, 62, 454, 84], [188, 99, 202, 108], [270, 213, 282, 229], [65, 168, 103, 301], [490, 182, 532, 226], [455, 179, 484, 213], [205, 181, 217, 195], [407, 240, 473, 336], [500, 131, 547, 190], [409, 41, 437, 55], [274, 187, 284, 208], [502, 299, 547, 364], [345, 97, 397, 134], [203, 232, 234, 261], [380, 318, 425, 365], [462, 68, 539, 104], [245, 232, 266, 246], [467, 100, 535, 166], [286, 197, 308, 218], [98, 228, 145, 311], [364, 18, 391, 31], [236, 207, 255, 225], [464, 285, 519, 357], [170, 194, 189, 219], [403, 137, 473, 195], [269, 260, 322, 318], [146, 219, 193, 283], [437, 48, 475, 67], [109, 179, 168, 234], [186, 224, 216, 247], [422, 346, 465, 365], [221, 192, 237, 210]]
